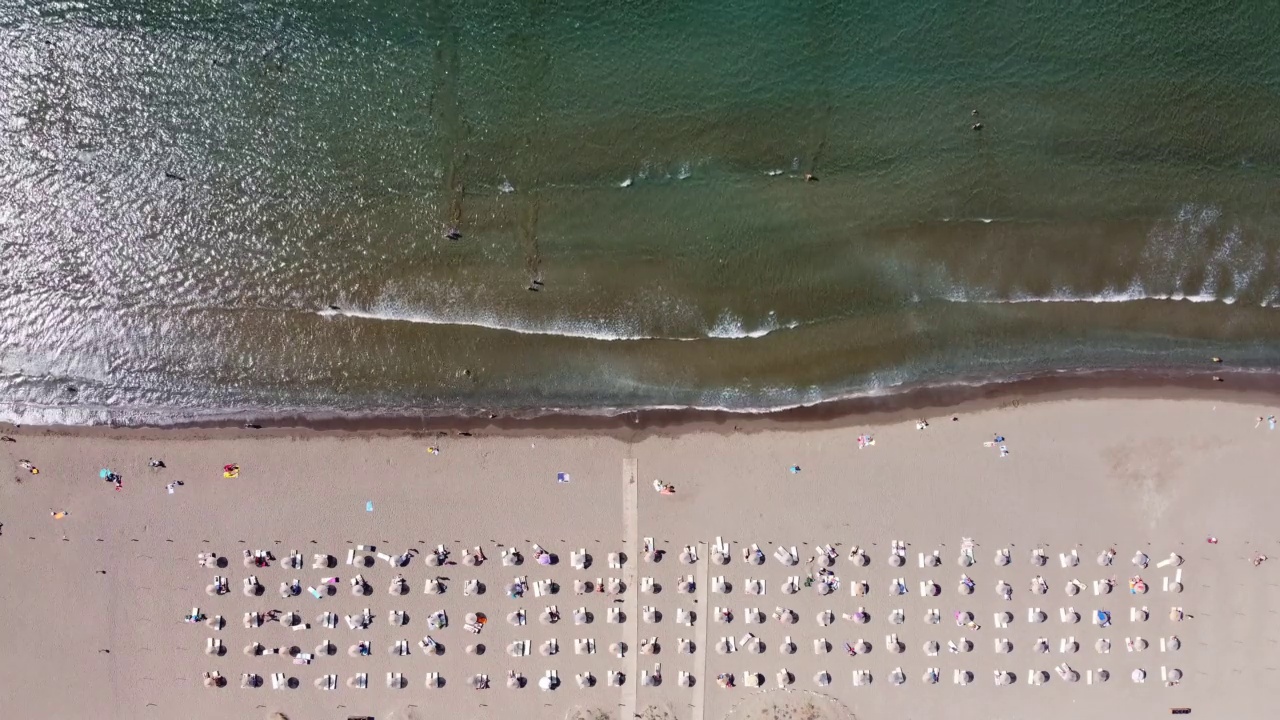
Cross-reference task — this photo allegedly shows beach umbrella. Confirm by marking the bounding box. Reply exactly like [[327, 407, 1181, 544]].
[[924, 640, 940, 655], [678, 673, 693, 687], [203, 675, 219, 689], [748, 638, 764, 654], [1097, 551, 1113, 566], [817, 553, 834, 567], [1168, 668, 1182, 682], [426, 674, 442, 688], [1096, 669, 1110, 683], [782, 581, 797, 595], [468, 643, 485, 656], [817, 610, 834, 626], [995, 551, 1010, 566], [923, 669, 939, 684], [814, 671, 831, 687], [679, 549, 695, 564], [1066, 581, 1080, 596], [814, 639, 830, 653], [643, 550, 656, 563], [574, 580, 588, 594], [678, 580, 694, 593], [715, 639, 730, 655], [776, 671, 793, 688], [816, 581, 832, 596], [956, 610, 973, 624], [924, 582, 939, 597], [576, 673, 593, 689], [1030, 551, 1046, 566], [1030, 610, 1046, 623], [507, 611, 522, 626], [680, 640, 695, 654], [1131, 669, 1146, 683], [1167, 636, 1181, 651], [886, 669, 903, 685], [957, 553, 973, 567], [539, 609, 555, 625], [996, 582, 1011, 599], [889, 553, 904, 567], [507, 674, 523, 689], [425, 553, 441, 567], [1169, 581, 1183, 593], [538, 675, 553, 691], [540, 640, 556, 656], [780, 640, 796, 655], [957, 580, 973, 595], [462, 553, 478, 566], [507, 642, 522, 657], [1132, 551, 1148, 567], [711, 551, 728, 566], [996, 671, 1012, 685], [997, 639, 1012, 654], [350, 583, 364, 596], [851, 550, 869, 566], [855, 640, 871, 654], [470, 674, 487, 690], [610, 641, 626, 656], [538, 553, 553, 566], [780, 609, 796, 624], [1096, 638, 1111, 653], [957, 639, 972, 653], [315, 641, 333, 656], [465, 612, 479, 625], [747, 609, 763, 624], [643, 608, 658, 624], [609, 579, 625, 594], [574, 610, 589, 625], [639, 639, 654, 655]]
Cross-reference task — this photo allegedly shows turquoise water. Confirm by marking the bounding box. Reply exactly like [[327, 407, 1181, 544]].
[[2, 1, 1280, 423]]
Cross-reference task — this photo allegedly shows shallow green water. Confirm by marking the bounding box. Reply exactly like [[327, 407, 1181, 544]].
[[2, 1, 1280, 423]]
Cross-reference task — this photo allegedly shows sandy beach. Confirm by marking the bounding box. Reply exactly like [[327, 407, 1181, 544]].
[[0, 396, 1276, 720]]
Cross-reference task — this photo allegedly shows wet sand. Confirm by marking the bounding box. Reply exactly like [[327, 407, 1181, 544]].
[[0, 396, 1276, 720]]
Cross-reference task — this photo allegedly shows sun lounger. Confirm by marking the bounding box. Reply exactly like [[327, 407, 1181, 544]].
[[641, 577, 655, 593], [813, 637, 826, 654], [345, 549, 355, 565], [1156, 556, 1175, 569], [386, 672, 402, 688], [606, 607, 620, 624], [1060, 636, 1074, 653]]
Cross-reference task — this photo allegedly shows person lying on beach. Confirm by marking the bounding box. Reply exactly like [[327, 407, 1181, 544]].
[[18, 460, 38, 474], [1254, 553, 1269, 566]]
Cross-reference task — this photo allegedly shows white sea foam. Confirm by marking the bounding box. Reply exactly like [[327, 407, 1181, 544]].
[[318, 306, 801, 342]]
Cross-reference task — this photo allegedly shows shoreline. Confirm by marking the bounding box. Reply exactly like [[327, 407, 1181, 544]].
[[3, 366, 1276, 440]]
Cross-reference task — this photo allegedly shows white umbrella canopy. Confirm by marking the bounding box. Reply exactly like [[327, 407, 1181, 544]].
[[888, 553, 904, 567], [816, 610, 834, 626], [680, 640, 695, 655], [1167, 636, 1181, 651], [609, 641, 625, 656], [889, 669, 906, 685], [538, 675, 553, 691], [574, 580, 588, 594], [779, 640, 796, 655], [849, 550, 869, 566], [576, 673, 593, 688], [678, 673, 693, 687], [679, 549, 695, 564], [507, 674, 523, 689], [775, 671, 793, 687], [995, 671, 1013, 685], [924, 640, 940, 655], [711, 551, 728, 566], [814, 671, 831, 687], [715, 639, 731, 654], [1168, 668, 1182, 682]]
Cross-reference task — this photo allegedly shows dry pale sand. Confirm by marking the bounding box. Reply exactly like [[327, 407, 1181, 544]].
[[0, 397, 1277, 720]]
